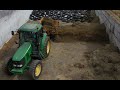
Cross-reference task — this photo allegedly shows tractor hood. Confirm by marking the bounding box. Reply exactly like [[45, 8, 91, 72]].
[[12, 42, 32, 61]]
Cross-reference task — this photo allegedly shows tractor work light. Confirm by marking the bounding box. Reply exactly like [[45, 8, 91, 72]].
[[12, 60, 25, 68], [13, 64, 23, 68]]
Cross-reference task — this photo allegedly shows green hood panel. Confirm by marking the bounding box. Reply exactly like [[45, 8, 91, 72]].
[[12, 42, 32, 61]]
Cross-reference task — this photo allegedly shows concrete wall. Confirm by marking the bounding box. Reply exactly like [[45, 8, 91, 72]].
[[0, 10, 32, 49], [95, 10, 120, 50]]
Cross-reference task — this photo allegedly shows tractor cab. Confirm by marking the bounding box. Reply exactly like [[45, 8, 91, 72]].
[[18, 21, 46, 58], [18, 21, 43, 46]]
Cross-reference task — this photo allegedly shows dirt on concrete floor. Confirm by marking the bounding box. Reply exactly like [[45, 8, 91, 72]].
[[84, 44, 120, 80], [0, 14, 120, 80], [38, 41, 106, 80], [0, 35, 18, 60]]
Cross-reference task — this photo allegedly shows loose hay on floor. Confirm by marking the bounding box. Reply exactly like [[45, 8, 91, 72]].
[[86, 44, 120, 80]]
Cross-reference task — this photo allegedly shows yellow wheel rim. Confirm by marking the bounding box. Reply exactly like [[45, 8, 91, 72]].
[[35, 64, 41, 77], [47, 41, 50, 54]]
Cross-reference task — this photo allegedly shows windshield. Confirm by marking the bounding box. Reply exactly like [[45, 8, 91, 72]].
[[20, 32, 37, 43]]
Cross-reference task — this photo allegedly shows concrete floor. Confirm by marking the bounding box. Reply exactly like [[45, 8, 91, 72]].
[[0, 36, 106, 80]]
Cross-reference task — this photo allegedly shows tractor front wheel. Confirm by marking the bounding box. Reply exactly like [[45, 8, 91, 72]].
[[5, 58, 14, 75], [29, 60, 42, 80]]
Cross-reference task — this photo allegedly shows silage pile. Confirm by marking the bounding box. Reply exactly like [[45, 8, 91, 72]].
[[56, 21, 108, 42]]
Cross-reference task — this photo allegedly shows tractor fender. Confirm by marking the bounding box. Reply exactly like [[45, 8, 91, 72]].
[[40, 33, 48, 53]]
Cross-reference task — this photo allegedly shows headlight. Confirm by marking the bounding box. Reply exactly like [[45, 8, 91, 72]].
[[13, 60, 24, 68], [13, 64, 16, 67], [13, 64, 23, 68]]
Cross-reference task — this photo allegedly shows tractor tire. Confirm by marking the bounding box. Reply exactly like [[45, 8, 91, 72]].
[[29, 60, 42, 80], [43, 37, 51, 58], [5, 58, 14, 75], [50, 34, 56, 41]]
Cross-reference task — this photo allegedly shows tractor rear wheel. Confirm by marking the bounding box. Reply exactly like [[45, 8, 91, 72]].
[[44, 37, 51, 58], [29, 60, 42, 80], [5, 58, 14, 75], [50, 34, 56, 41]]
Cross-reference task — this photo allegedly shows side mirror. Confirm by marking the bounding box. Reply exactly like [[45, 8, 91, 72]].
[[17, 30, 20, 33], [15, 41, 19, 44], [11, 31, 14, 35]]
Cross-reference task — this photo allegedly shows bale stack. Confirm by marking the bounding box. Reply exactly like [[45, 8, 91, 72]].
[[29, 10, 93, 23]]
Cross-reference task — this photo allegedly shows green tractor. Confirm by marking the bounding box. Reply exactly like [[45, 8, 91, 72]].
[[6, 21, 51, 80]]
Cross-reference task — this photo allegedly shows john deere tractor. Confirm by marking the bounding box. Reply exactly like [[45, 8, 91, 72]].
[[6, 20, 51, 80]]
